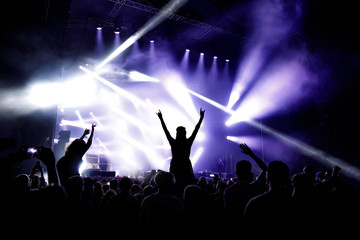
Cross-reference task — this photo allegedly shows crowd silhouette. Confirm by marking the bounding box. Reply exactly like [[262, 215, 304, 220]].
[[1, 109, 359, 237]]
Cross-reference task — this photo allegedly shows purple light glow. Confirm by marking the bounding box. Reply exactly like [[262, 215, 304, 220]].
[[226, 54, 312, 125]]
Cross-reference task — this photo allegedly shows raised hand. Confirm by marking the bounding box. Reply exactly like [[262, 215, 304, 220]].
[[239, 143, 267, 171], [37, 146, 56, 167], [239, 143, 254, 156], [200, 108, 205, 118], [156, 109, 163, 119]]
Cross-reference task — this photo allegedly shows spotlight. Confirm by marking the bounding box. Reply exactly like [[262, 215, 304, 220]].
[[95, 0, 189, 70], [185, 49, 190, 52], [150, 40, 155, 43], [226, 59, 230, 62], [200, 53, 204, 56], [114, 27, 120, 34], [97, 23, 103, 30], [213, 56, 218, 59]]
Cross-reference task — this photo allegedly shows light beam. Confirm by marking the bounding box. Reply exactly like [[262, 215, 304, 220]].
[[189, 88, 360, 181], [95, 0, 188, 70]]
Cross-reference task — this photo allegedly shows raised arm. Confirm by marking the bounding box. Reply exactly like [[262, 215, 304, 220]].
[[37, 146, 60, 186], [80, 128, 90, 140], [189, 108, 205, 142], [86, 124, 96, 148], [239, 143, 267, 172], [156, 110, 173, 142]]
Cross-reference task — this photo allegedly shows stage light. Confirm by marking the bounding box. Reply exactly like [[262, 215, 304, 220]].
[[181, 49, 190, 70], [245, 119, 360, 181], [162, 72, 198, 122], [227, 91, 241, 111], [75, 110, 85, 125], [117, 130, 165, 170], [191, 146, 204, 167], [187, 89, 234, 115], [226, 44, 263, 110], [187, 88, 360, 180], [96, 23, 103, 30], [226, 135, 260, 148], [226, 59, 230, 62], [80, 66, 148, 107], [195, 52, 205, 79], [89, 112, 102, 127], [227, 58, 312, 125], [209, 55, 218, 81], [96, 137, 110, 154], [129, 71, 159, 82], [60, 119, 84, 128], [110, 106, 155, 134], [114, 27, 120, 34], [150, 40, 154, 43], [95, 0, 188, 70]]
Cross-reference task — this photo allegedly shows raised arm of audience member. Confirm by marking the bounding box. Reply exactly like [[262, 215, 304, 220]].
[[85, 123, 96, 148], [188, 108, 205, 143], [156, 110, 173, 143], [37, 146, 61, 186], [239, 143, 267, 171]]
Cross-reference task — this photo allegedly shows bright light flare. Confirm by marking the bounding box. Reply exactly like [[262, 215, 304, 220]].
[[226, 58, 311, 125], [189, 89, 360, 181], [187, 89, 234, 115], [128, 71, 159, 82], [27, 76, 97, 109], [191, 146, 204, 167], [80, 66, 148, 107], [95, 0, 188, 70], [162, 72, 198, 122], [60, 119, 88, 129], [117, 130, 165, 170], [89, 112, 102, 127], [75, 110, 85, 125], [227, 45, 263, 109], [247, 119, 360, 181]]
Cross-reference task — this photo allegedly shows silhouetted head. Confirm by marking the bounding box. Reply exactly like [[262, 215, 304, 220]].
[[119, 176, 133, 194], [176, 126, 186, 139], [266, 160, 290, 189], [154, 171, 176, 192], [183, 184, 203, 205], [235, 160, 253, 181], [67, 175, 84, 195], [14, 174, 30, 193]]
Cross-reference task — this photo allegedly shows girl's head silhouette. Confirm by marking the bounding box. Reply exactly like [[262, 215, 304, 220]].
[[176, 126, 186, 139]]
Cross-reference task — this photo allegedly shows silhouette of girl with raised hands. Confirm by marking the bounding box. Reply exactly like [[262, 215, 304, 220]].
[[156, 108, 205, 186]]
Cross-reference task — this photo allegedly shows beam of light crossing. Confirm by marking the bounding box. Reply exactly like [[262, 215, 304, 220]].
[[163, 73, 199, 122], [188, 89, 360, 181], [96, 137, 110, 154], [80, 66, 148, 107], [191, 146, 204, 167], [95, 0, 188, 70], [110, 105, 156, 134], [181, 49, 190, 71], [117, 130, 165, 169], [128, 71, 159, 82], [89, 112, 103, 127], [246, 119, 360, 181], [60, 119, 88, 129], [75, 110, 85, 125], [187, 89, 234, 115]]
